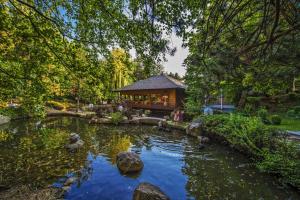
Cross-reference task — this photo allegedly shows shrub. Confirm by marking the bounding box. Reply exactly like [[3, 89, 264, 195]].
[[293, 106, 300, 114], [270, 115, 282, 125], [243, 103, 255, 115], [286, 109, 296, 117], [110, 112, 123, 125], [46, 101, 65, 110], [257, 108, 271, 124], [257, 108, 268, 120], [200, 114, 300, 189], [0, 107, 26, 119]]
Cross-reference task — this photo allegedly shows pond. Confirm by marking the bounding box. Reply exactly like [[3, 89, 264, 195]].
[[0, 117, 299, 200]]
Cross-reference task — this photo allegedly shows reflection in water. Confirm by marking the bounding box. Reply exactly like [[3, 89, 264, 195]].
[[101, 134, 131, 164], [0, 117, 299, 200]]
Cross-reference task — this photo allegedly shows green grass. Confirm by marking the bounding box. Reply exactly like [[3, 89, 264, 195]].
[[269, 115, 300, 131]]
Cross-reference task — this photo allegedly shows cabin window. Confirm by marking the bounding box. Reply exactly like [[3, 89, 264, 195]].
[[150, 94, 169, 106], [143, 95, 150, 105]]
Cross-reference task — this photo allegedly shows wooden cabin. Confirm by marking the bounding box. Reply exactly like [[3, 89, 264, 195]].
[[115, 74, 186, 111]]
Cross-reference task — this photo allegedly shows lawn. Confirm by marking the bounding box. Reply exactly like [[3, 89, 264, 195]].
[[270, 115, 300, 131]]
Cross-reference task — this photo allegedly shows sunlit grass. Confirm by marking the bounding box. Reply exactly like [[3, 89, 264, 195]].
[[269, 115, 300, 131]]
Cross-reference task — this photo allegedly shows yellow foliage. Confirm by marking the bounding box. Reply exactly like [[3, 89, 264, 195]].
[[0, 131, 12, 142]]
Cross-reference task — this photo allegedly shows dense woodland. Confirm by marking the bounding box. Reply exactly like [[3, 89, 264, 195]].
[[0, 0, 299, 116]]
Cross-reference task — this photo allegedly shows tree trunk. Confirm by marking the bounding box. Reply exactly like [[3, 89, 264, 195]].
[[76, 80, 80, 113], [238, 90, 248, 108]]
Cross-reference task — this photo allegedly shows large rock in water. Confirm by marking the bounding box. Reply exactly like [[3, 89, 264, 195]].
[[66, 133, 84, 152], [133, 182, 170, 200], [0, 115, 10, 125], [69, 133, 80, 144], [186, 119, 203, 137], [116, 152, 143, 173], [65, 140, 84, 152]]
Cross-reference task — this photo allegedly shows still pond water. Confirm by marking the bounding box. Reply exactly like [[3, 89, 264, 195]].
[[0, 117, 299, 200]]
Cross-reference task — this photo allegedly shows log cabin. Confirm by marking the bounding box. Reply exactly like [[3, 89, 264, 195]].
[[115, 74, 186, 111]]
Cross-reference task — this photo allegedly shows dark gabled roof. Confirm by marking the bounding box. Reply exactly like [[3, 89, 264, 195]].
[[116, 74, 186, 91]]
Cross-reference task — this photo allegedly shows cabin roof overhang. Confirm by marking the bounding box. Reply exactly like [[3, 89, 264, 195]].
[[115, 74, 186, 92]]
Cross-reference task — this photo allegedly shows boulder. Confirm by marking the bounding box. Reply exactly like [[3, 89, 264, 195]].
[[0, 115, 10, 125], [198, 136, 210, 144], [69, 133, 80, 144], [133, 182, 170, 200], [66, 140, 84, 152], [116, 152, 143, 173], [186, 119, 203, 137]]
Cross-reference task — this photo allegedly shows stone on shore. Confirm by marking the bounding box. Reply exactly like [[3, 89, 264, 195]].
[[186, 119, 203, 137], [0, 115, 10, 125]]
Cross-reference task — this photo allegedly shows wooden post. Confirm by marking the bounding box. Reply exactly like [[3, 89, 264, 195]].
[[149, 94, 152, 106]]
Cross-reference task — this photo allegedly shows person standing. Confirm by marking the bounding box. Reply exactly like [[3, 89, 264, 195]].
[[173, 110, 179, 123]]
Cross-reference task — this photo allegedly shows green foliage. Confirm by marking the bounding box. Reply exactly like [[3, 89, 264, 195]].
[[184, 0, 300, 107], [246, 97, 262, 108], [293, 106, 300, 114], [243, 103, 255, 115], [270, 115, 282, 125], [0, 107, 26, 119], [201, 114, 300, 188], [257, 142, 300, 188], [0, 1, 163, 114], [184, 99, 201, 116], [257, 108, 271, 124], [287, 110, 296, 117], [257, 108, 268, 120], [110, 112, 124, 125]]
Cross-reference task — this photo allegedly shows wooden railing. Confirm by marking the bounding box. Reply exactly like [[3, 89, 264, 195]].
[[127, 102, 174, 110]]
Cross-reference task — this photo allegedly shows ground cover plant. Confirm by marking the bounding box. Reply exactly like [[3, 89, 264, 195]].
[[200, 114, 300, 189]]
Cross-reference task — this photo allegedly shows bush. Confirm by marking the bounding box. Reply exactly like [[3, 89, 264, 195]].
[[0, 107, 26, 119], [243, 103, 255, 115], [293, 106, 300, 114], [287, 109, 296, 117], [270, 115, 282, 125], [200, 114, 300, 189], [110, 112, 123, 125], [257, 108, 271, 124], [46, 101, 65, 110], [257, 108, 268, 120]]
